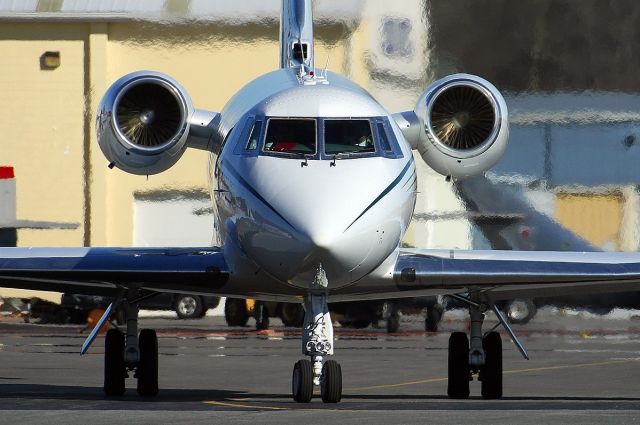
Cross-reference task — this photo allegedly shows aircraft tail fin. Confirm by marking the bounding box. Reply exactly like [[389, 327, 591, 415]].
[[279, 0, 314, 72]]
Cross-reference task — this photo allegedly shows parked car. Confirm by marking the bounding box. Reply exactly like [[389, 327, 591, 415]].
[[224, 299, 304, 329], [223, 298, 444, 332], [60, 293, 220, 323]]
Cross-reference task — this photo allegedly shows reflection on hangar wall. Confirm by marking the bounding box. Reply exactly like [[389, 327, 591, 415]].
[[0, 1, 638, 289], [493, 94, 640, 252], [428, 0, 640, 92], [418, 0, 640, 252]]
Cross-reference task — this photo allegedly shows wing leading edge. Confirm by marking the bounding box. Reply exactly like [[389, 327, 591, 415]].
[[394, 249, 640, 301], [3, 246, 640, 304], [0, 247, 229, 297]]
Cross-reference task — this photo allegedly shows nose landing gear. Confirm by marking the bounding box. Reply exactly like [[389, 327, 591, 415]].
[[292, 265, 342, 403]]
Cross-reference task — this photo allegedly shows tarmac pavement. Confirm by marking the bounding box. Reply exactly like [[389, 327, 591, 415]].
[[0, 308, 639, 424]]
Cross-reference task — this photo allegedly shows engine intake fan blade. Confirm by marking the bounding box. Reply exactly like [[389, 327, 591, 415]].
[[116, 83, 182, 148], [430, 86, 495, 151]]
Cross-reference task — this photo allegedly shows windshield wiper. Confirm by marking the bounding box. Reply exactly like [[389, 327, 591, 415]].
[[292, 152, 314, 166]]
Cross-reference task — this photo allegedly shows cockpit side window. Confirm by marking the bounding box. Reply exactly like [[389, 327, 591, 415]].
[[245, 120, 262, 150], [375, 118, 404, 159], [377, 122, 392, 153], [264, 119, 316, 155], [324, 120, 375, 155]]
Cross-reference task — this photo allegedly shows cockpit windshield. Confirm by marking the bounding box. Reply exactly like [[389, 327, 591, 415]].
[[254, 116, 403, 160], [324, 120, 374, 155], [264, 119, 316, 155]]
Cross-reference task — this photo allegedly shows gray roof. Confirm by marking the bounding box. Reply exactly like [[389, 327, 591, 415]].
[[0, 0, 361, 24]]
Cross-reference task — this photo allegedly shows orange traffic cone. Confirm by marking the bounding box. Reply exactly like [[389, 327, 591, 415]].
[[86, 308, 110, 334]]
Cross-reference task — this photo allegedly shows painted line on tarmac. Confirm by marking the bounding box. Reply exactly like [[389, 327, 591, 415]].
[[348, 376, 447, 391], [203, 400, 288, 410], [348, 359, 634, 391], [502, 359, 633, 375], [202, 359, 637, 410]]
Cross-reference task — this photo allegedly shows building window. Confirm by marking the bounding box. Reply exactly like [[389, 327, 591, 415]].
[[381, 17, 413, 59]]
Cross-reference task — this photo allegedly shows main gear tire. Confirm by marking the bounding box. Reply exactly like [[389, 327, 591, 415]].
[[137, 329, 159, 396], [447, 331, 470, 399], [480, 331, 503, 399], [104, 328, 126, 396]]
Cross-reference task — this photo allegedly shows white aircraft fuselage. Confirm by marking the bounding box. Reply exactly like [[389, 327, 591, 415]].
[[211, 68, 416, 290]]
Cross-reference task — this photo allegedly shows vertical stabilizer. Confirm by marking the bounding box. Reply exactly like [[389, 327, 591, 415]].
[[280, 0, 314, 71]]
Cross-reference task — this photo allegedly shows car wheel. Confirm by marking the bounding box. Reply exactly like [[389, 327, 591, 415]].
[[175, 295, 203, 319], [225, 298, 249, 327], [280, 303, 304, 327], [505, 299, 536, 324]]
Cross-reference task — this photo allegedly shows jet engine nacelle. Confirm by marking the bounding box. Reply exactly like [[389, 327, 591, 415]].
[[96, 71, 193, 175], [413, 73, 508, 179]]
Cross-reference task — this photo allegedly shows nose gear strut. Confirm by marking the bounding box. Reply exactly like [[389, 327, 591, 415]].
[[292, 264, 342, 403]]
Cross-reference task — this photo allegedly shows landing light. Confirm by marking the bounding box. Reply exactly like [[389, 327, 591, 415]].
[[400, 268, 416, 282]]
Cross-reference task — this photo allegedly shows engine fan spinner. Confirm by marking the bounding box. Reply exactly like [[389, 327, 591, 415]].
[[115, 83, 183, 149], [413, 74, 509, 179], [429, 85, 496, 152]]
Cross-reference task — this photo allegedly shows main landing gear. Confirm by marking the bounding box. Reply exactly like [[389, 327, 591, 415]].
[[103, 289, 159, 397], [447, 295, 529, 400], [292, 265, 342, 403]]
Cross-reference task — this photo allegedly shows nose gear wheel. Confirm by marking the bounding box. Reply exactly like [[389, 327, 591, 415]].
[[292, 359, 314, 402], [320, 360, 342, 403]]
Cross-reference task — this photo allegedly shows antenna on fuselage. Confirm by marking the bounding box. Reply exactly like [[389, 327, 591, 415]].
[[322, 54, 330, 78]]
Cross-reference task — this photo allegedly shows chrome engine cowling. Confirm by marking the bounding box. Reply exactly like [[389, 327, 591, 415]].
[[96, 71, 193, 175], [414, 73, 508, 179]]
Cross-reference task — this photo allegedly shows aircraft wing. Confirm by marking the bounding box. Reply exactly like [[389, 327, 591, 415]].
[[0, 247, 229, 297], [3, 246, 640, 305], [389, 249, 640, 302]]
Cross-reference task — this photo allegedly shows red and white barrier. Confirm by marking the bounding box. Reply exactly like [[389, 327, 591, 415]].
[[0, 166, 16, 227]]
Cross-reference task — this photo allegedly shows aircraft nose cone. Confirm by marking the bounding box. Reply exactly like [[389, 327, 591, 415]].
[[306, 228, 336, 252], [291, 217, 364, 286]]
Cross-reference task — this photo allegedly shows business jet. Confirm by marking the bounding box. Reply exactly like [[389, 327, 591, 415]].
[[2, 0, 640, 404]]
